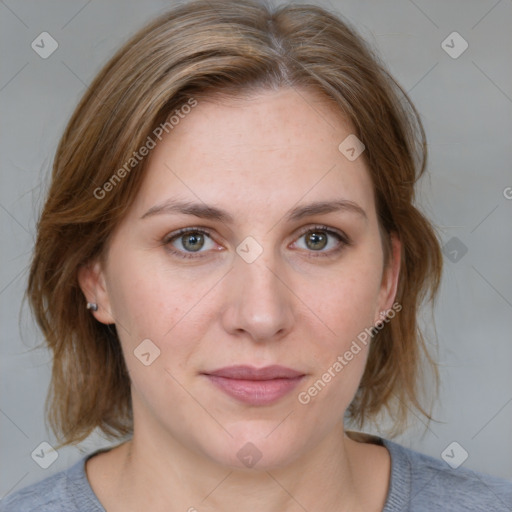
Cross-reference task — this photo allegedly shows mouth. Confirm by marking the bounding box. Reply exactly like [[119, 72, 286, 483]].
[[202, 365, 305, 406]]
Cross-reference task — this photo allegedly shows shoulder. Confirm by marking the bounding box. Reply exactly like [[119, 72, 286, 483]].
[[382, 438, 512, 512], [0, 455, 104, 512]]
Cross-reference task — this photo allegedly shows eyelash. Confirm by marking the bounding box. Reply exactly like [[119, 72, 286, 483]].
[[161, 227, 216, 260], [293, 224, 351, 258], [161, 225, 351, 260]]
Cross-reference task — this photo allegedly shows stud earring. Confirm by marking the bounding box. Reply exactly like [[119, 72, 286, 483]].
[[86, 302, 98, 312]]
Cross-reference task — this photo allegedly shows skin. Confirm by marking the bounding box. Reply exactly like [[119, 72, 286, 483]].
[[79, 88, 401, 512]]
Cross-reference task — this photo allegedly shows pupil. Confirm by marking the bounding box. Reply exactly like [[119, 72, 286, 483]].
[[183, 233, 204, 251], [306, 232, 327, 250]]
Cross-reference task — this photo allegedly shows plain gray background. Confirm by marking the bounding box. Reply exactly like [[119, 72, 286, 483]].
[[1, 0, 511, 499]]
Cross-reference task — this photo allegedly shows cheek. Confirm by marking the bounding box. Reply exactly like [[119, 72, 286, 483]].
[[107, 249, 206, 334], [106, 265, 218, 410], [296, 245, 384, 412], [297, 273, 378, 416], [309, 255, 383, 347], [105, 250, 225, 379]]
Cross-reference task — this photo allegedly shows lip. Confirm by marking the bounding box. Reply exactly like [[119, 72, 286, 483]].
[[203, 365, 305, 405]]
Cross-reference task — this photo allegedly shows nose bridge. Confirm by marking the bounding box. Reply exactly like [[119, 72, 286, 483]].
[[222, 248, 294, 341], [241, 256, 282, 302]]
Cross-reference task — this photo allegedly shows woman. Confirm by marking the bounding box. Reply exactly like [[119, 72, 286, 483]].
[[2, 1, 510, 511]]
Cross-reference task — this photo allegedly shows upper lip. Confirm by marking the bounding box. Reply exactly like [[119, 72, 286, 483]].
[[204, 365, 304, 380]]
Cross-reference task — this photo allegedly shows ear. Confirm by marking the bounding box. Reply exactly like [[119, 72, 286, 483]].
[[77, 259, 116, 325], [374, 233, 401, 324]]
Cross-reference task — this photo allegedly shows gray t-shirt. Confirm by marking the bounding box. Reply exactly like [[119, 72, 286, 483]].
[[1, 438, 511, 511]]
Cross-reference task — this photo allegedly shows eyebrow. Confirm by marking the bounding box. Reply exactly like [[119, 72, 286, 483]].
[[140, 198, 367, 222], [286, 200, 367, 222], [140, 200, 233, 222]]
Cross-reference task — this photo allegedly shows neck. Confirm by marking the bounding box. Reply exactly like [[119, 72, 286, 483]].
[[112, 422, 368, 512]]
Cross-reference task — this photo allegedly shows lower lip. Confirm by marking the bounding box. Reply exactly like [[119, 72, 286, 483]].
[[205, 375, 303, 405]]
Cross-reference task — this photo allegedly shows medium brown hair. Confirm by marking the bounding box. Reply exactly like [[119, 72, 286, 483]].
[[27, 0, 442, 447]]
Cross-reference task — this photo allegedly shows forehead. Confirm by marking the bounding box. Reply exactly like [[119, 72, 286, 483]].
[[128, 88, 376, 221]]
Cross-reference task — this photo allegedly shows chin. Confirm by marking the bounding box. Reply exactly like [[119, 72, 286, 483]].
[[196, 422, 312, 471]]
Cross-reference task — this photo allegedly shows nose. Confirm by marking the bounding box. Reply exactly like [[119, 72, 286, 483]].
[[221, 254, 295, 342]]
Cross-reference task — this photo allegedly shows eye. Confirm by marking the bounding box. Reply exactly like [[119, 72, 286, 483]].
[[292, 226, 349, 254], [164, 228, 218, 257]]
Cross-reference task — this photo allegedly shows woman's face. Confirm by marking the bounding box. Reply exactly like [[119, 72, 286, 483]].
[[81, 88, 400, 469]]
